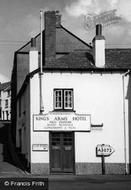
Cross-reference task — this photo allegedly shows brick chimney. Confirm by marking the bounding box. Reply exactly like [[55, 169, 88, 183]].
[[29, 38, 38, 72], [44, 11, 61, 65], [92, 24, 105, 68]]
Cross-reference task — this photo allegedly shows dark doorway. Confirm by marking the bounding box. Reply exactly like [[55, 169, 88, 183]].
[[50, 132, 75, 174]]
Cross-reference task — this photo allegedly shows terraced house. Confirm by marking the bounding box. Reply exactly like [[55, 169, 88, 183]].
[[11, 11, 131, 175], [0, 82, 11, 120]]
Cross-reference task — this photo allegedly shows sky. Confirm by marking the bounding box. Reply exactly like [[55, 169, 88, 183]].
[[0, 0, 131, 81]]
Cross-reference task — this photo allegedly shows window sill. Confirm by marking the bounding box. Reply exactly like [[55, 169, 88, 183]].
[[53, 109, 75, 112]]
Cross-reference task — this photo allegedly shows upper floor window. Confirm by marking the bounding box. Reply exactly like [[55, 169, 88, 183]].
[[5, 99, 8, 108], [7, 90, 11, 97], [54, 89, 74, 110], [19, 97, 21, 117]]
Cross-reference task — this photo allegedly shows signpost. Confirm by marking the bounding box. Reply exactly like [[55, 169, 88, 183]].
[[96, 144, 115, 156], [96, 144, 115, 175]]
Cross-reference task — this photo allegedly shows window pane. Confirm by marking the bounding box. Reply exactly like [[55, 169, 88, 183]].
[[5, 99, 8, 108], [54, 90, 62, 109], [64, 90, 73, 109]]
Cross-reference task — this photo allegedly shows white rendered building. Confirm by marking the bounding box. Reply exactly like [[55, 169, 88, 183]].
[[11, 11, 131, 175], [0, 82, 11, 120]]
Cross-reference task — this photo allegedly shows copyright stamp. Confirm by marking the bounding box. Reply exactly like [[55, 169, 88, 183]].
[[0, 178, 48, 189]]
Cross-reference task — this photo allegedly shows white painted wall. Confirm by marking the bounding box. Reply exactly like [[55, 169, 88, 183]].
[[16, 84, 30, 163], [30, 74, 49, 164], [17, 71, 129, 166], [29, 48, 38, 72], [0, 90, 11, 120]]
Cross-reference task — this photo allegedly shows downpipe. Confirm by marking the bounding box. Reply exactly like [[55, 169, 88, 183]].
[[39, 10, 44, 114], [122, 70, 130, 174]]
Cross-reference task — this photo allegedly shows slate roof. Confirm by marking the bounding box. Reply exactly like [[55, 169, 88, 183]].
[[17, 25, 91, 53], [16, 23, 131, 70], [56, 26, 91, 53], [44, 50, 94, 69], [0, 82, 11, 91], [43, 48, 131, 70], [105, 49, 131, 69]]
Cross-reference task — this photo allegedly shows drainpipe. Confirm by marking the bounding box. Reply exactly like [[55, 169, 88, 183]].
[[39, 10, 44, 114], [122, 70, 130, 174]]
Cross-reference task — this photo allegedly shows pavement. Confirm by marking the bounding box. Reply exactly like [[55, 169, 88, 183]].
[[0, 164, 131, 190], [48, 174, 131, 182], [0, 162, 27, 177], [48, 175, 131, 190], [0, 162, 131, 182], [0, 161, 131, 183]]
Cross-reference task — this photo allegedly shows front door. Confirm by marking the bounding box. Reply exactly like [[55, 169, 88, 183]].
[[50, 132, 75, 174]]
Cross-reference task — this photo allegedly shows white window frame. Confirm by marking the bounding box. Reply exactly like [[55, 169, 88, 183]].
[[54, 89, 63, 110], [54, 89, 73, 110], [5, 99, 8, 108], [64, 90, 73, 110], [7, 90, 11, 97]]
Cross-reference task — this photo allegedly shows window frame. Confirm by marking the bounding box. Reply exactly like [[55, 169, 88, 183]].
[[7, 90, 11, 97], [53, 88, 74, 111], [5, 99, 8, 108], [19, 97, 21, 117], [54, 89, 63, 110]]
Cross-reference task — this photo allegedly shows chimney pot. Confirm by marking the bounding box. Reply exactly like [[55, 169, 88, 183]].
[[31, 38, 36, 48], [55, 10, 61, 27], [96, 24, 102, 36]]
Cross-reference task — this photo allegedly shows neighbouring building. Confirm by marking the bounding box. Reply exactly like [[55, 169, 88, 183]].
[[11, 11, 131, 175], [0, 82, 11, 120]]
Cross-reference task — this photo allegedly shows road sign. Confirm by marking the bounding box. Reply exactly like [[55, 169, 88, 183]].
[[96, 144, 115, 157]]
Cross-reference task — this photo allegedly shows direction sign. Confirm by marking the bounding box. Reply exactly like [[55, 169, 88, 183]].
[[96, 144, 115, 157]]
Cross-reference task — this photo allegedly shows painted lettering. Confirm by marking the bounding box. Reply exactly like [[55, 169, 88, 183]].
[[36, 116, 49, 121], [54, 116, 67, 121], [72, 116, 86, 121]]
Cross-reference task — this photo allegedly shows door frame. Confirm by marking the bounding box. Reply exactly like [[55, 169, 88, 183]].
[[49, 131, 75, 174]]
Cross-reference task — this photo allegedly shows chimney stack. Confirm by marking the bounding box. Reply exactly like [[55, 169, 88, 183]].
[[44, 11, 61, 65], [29, 38, 38, 72], [93, 24, 105, 68], [31, 38, 36, 48], [96, 24, 102, 36], [56, 10, 61, 28]]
